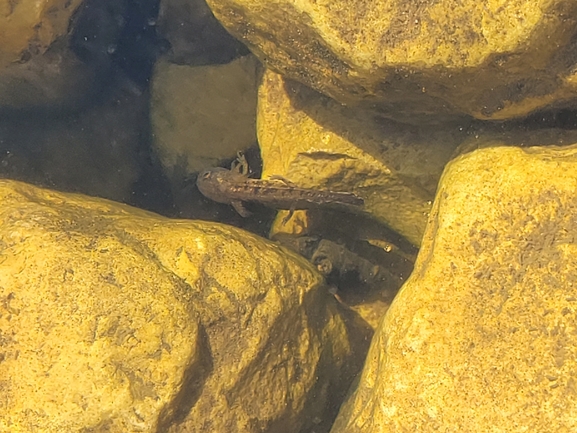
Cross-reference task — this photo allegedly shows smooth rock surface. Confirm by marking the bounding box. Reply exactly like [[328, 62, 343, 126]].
[[0, 180, 362, 433], [331, 143, 577, 432], [0, 182, 200, 432], [151, 54, 259, 176], [206, 0, 577, 122]]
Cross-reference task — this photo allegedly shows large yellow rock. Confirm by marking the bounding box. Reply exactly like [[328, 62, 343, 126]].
[[206, 0, 577, 122], [0, 180, 363, 432], [331, 144, 577, 432], [0, 183, 200, 431], [259, 69, 463, 246]]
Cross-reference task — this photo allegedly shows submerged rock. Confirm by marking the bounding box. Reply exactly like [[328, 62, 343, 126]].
[[0, 0, 125, 110], [259, 69, 463, 246], [151, 54, 260, 177], [331, 144, 577, 432], [0, 180, 365, 433], [206, 0, 577, 123]]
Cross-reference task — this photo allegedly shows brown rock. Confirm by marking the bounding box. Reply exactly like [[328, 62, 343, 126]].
[[0, 75, 145, 203], [0, 0, 83, 67], [151, 54, 260, 177], [0, 181, 200, 432], [0, 0, 124, 110]]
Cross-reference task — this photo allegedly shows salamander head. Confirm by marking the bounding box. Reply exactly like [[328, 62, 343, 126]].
[[196, 168, 234, 204]]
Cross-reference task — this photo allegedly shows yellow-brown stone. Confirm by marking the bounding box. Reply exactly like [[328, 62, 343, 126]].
[[0, 180, 363, 432], [259, 69, 463, 246], [206, 0, 577, 122], [331, 144, 577, 432]]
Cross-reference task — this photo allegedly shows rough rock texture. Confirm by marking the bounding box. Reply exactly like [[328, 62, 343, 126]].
[[331, 143, 577, 432], [206, 0, 577, 122], [259, 69, 464, 246], [0, 182, 200, 432], [151, 54, 259, 176], [0, 180, 363, 433]]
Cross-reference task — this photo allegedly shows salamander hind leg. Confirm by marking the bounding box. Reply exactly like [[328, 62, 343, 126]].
[[231, 200, 252, 217]]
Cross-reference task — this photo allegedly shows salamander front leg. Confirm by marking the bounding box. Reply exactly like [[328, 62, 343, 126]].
[[281, 206, 296, 225], [268, 175, 297, 187], [231, 151, 250, 176]]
